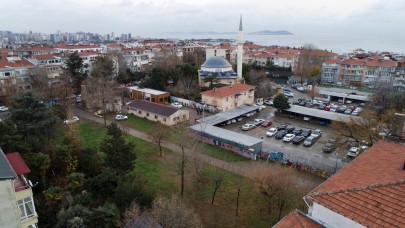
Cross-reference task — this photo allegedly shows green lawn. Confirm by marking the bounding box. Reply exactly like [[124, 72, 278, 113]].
[[201, 144, 249, 162], [107, 114, 156, 133]]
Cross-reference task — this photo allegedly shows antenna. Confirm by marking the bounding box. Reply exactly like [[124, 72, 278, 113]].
[[28, 180, 39, 188]]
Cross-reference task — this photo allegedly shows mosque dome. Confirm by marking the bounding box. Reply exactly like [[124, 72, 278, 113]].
[[201, 56, 232, 68]]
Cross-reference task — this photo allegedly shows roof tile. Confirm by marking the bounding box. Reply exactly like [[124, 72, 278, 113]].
[[201, 83, 255, 98]]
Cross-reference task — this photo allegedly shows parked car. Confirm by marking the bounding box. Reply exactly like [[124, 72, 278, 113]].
[[292, 135, 306, 144], [0, 106, 8, 112], [285, 126, 295, 133], [303, 136, 316, 147], [276, 124, 287, 130], [318, 104, 326, 110], [241, 123, 256, 131], [330, 103, 339, 109], [253, 119, 266, 126], [284, 91, 294, 97], [311, 129, 322, 139], [344, 109, 352, 114], [275, 130, 288, 139], [297, 87, 306, 92], [261, 120, 272, 127], [299, 100, 307, 106], [292, 128, 303, 136], [351, 111, 360, 116], [171, 102, 183, 108], [264, 100, 273, 106], [305, 102, 314, 108], [115, 114, 128, 121], [346, 99, 353, 104], [338, 98, 344, 103], [283, 133, 295, 142], [64, 116, 79, 124], [330, 108, 337, 112], [301, 129, 312, 138], [323, 143, 336, 153], [347, 147, 360, 157], [266, 128, 278, 137], [324, 106, 331, 111]]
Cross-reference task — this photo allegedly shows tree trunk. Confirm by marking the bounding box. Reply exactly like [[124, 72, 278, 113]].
[[236, 185, 241, 216], [159, 144, 163, 156], [180, 149, 185, 198], [211, 177, 223, 205]]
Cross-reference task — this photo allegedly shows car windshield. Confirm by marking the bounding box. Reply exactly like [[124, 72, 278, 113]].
[[313, 130, 320, 134]]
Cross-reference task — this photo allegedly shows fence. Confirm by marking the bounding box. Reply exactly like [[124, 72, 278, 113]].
[[260, 149, 346, 178], [170, 96, 220, 113]]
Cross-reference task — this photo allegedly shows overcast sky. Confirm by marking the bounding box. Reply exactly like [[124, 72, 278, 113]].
[[2, 0, 405, 37]]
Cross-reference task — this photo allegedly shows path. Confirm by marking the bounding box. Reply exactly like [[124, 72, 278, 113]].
[[72, 107, 323, 188]]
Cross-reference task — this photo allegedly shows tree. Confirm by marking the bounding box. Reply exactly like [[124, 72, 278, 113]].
[[255, 79, 275, 99], [273, 93, 290, 111], [77, 148, 102, 177], [121, 202, 159, 228], [148, 124, 169, 156], [211, 173, 224, 205], [86, 170, 118, 200], [55, 205, 93, 228], [84, 55, 117, 126], [10, 92, 59, 151], [24, 152, 50, 188], [150, 195, 202, 228], [171, 124, 196, 197], [100, 123, 136, 174], [65, 52, 88, 93], [92, 203, 121, 228], [294, 44, 323, 84]]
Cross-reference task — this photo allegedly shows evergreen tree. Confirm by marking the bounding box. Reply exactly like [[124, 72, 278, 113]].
[[100, 123, 136, 173], [273, 93, 291, 111], [65, 52, 88, 93]]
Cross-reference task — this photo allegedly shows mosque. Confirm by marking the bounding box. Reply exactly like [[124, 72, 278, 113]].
[[197, 16, 244, 87]]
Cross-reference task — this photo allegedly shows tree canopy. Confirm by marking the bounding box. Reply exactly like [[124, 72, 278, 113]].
[[65, 53, 88, 93], [273, 93, 290, 110]]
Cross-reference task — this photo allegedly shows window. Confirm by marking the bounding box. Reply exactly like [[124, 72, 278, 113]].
[[138, 111, 142, 114], [18, 196, 36, 220], [155, 115, 158, 119], [146, 113, 149, 117], [163, 118, 166, 122]]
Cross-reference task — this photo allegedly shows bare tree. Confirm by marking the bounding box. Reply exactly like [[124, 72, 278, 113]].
[[121, 201, 159, 228], [211, 173, 224, 205], [0, 76, 26, 101], [150, 195, 202, 228], [172, 76, 199, 100], [148, 124, 169, 156], [294, 44, 323, 84]]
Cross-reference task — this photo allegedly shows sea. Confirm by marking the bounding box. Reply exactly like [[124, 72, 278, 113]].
[[155, 33, 405, 55]]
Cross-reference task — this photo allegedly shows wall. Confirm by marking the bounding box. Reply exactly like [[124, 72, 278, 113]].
[[0, 180, 22, 228], [131, 91, 170, 104], [201, 89, 254, 112], [310, 202, 365, 228]]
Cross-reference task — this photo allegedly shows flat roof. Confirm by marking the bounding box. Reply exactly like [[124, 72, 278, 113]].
[[190, 123, 262, 147], [197, 105, 259, 125], [127, 86, 168, 96], [285, 105, 360, 122], [318, 87, 372, 101]]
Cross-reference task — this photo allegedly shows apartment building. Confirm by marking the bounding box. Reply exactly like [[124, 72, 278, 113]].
[[122, 48, 152, 72], [0, 56, 36, 93], [0, 150, 38, 228], [393, 61, 405, 92], [321, 59, 340, 84]]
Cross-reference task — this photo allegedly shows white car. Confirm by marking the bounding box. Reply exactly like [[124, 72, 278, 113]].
[[284, 91, 294, 97], [241, 123, 255, 131], [264, 100, 273, 106], [283, 133, 295, 142], [311, 129, 322, 139], [171, 102, 183, 109], [64, 116, 79, 124], [0, 106, 8, 112], [115, 114, 128, 121], [347, 147, 360, 157], [266, 128, 278, 137], [253, 119, 266, 126]]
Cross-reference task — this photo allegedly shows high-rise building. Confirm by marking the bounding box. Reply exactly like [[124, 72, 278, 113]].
[[237, 15, 243, 80]]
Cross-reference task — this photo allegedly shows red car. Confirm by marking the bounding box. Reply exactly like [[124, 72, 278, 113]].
[[261, 120, 273, 127]]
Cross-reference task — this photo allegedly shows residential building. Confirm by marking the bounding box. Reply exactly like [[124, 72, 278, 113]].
[[0, 149, 38, 228], [28, 54, 64, 86], [54, 44, 102, 53], [200, 83, 255, 112], [16, 46, 57, 58], [320, 59, 340, 84], [364, 56, 397, 87], [126, 100, 189, 126], [122, 48, 152, 72], [275, 140, 405, 228], [393, 61, 405, 92], [0, 56, 36, 93], [339, 59, 366, 86], [127, 86, 170, 104]]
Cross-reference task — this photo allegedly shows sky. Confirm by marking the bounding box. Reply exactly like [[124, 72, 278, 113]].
[[2, 0, 405, 37]]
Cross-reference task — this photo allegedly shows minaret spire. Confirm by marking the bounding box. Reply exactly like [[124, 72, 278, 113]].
[[237, 14, 244, 81]]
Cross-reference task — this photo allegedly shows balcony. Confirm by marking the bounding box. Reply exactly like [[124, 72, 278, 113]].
[[13, 175, 30, 192]]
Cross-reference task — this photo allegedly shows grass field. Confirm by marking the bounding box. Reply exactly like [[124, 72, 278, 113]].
[[201, 143, 249, 162], [75, 120, 319, 227], [106, 114, 156, 132]]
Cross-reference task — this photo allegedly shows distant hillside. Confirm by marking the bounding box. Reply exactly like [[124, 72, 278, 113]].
[[247, 30, 294, 35]]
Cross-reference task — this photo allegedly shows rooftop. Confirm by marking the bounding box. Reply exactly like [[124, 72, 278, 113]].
[[5, 152, 31, 175], [127, 86, 169, 96], [127, 100, 179, 117], [307, 140, 405, 228], [196, 104, 259, 126], [285, 105, 360, 122], [0, 149, 16, 180], [201, 83, 255, 98], [273, 209, 324, 228], [201, 56, 232, 68]]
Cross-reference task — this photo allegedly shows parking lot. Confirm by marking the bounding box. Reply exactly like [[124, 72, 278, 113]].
[[220, 106, 353, 171]]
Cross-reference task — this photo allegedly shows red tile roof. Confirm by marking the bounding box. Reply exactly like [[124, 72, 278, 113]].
[[17, 46, 55, 52], [77, 51, 100, 57], [5, 152, 31, 175], [323, 59, 341, 64], [54, 44, 101, 49], [274, 209, 323, 228], [342, 59, 366, 65], [366, 59, 397, 67], [201, 83, 255, 98], [0, 58, 35, 69], [307, 140, 405, 228]]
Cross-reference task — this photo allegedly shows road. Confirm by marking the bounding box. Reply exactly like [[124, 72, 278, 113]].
[[72, 106, 323, 188]]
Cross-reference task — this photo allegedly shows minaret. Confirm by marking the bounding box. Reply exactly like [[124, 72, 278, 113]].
[[237, 14, 244, 81]]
